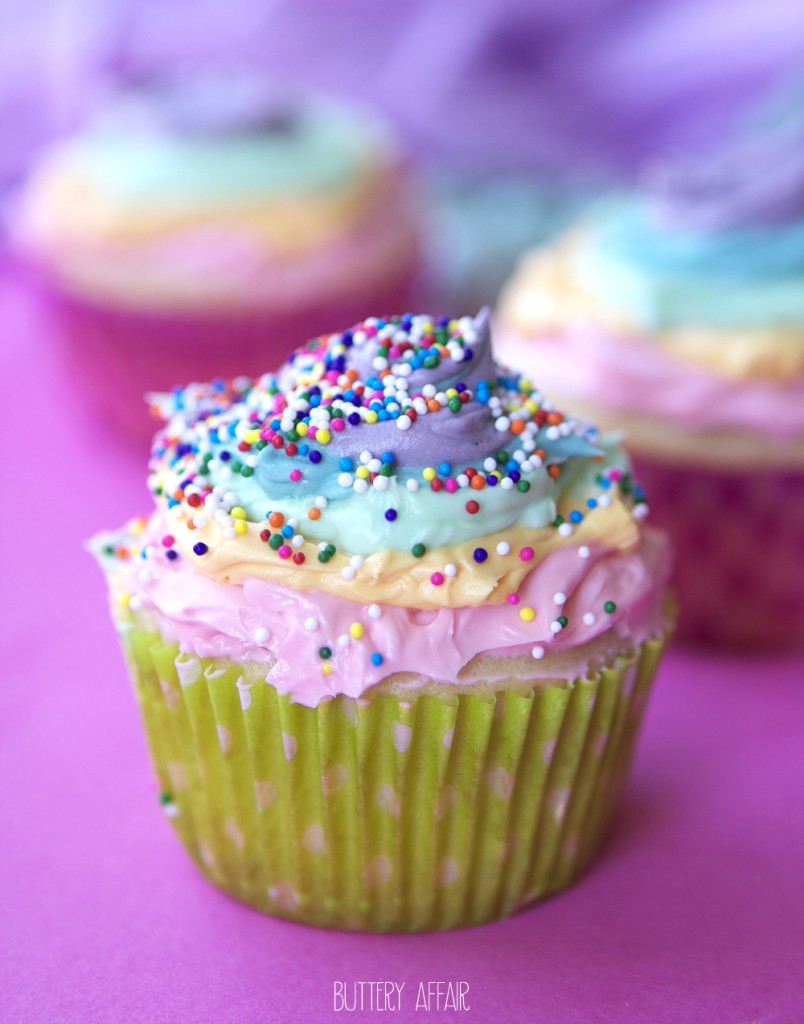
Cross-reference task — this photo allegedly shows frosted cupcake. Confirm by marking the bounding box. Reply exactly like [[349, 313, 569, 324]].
[[92, 309, 672, 931], [14, 73, 422, 438], [497, 116, 804, 648]]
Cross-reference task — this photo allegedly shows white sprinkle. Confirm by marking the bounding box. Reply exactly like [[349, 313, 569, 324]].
[[137, 568, 152, 584], [373, 357, 389, 371], [291, 535, 304, 549], [368, 604, 382, 619], [304, 617, 319, 631], [337, 634, 351, 648], [531, 645, 546, 660], [193, 514, 207, 528], [341, 566, 356, 581], [223, 527, 237, 539], [350, 555, 364, 569], [583, 612, 596, 626], [558, 523, 574, 537], [372, 475, 389, 492], [359, 450, 373, 464], [396, 415, 412, 431], [444, 563, 458, 578], [483, 457, 497, 472], [494, 416, 511, 431], [254, 627, 269, 644], [367, 459, 382, 473], [315, 496, 328, 510], [553, 592, 567, 606], [633, 504, 650, 519], [353, 479, 368, 494], [317, 542, 328, 552], [406, 479, 420, 492], [598, 494, 612, 508], [129, 596, 143, 612], [337, 472, 353, 488], [422, 384, 436, 398], [550, 620, 563, 634], [456, 474, 469, 488], [496, 541, 511, 555], [500, 477, 514, 490], [578, 545, 591, 559]]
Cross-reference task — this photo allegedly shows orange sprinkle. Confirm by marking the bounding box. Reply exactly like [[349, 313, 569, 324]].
[[547, 465, 561, 479], [470, 475, 486, 490], [510, 419, 525, 435], [308, 507, 321, 521], [426, 399, 441, 413], [268, 512, 285, 528], [546, 412, 563, 426]]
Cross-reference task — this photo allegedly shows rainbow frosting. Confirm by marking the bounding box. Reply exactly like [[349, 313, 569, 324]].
[[497, 110, 804, 467], [16, 74, 419, 311], [94, 310, 669, 706]]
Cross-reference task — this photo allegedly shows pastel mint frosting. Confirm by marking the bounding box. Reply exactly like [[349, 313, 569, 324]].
[[68, 74, 392, 201], [149, 310, 632, 558], [573, 100, 804, 331], [577, 196, 804, 330]]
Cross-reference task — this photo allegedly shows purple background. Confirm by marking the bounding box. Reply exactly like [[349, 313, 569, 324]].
[[1, 268, 803, 1023], [3, 0, 804, 189]]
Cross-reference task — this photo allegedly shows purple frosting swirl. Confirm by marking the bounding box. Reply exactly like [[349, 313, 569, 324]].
[[645, 108, 804, 232]]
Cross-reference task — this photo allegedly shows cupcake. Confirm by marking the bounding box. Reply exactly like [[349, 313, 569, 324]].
[[496, 116, 804, 648], [13, 72, 422, 439], [91, 309, 672, 931]]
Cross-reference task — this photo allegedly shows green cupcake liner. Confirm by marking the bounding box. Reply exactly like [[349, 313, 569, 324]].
[[120, 623, 668, 932]]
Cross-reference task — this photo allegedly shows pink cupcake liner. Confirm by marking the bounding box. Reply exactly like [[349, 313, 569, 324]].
[[632, 454, 804, 648], [27, 266, 422, 442]]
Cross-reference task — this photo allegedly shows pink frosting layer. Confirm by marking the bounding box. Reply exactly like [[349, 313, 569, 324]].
[[18, 187, 420, 311], [113, 517, 670, 707], [496, 326, 804, 442]]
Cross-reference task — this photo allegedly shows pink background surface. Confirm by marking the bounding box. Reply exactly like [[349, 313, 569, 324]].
[[1, 270, 803, 1024]]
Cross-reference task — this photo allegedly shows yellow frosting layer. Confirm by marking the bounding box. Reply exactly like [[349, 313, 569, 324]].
[[160, 492, 639, 609], [497, 231, 804, 382]]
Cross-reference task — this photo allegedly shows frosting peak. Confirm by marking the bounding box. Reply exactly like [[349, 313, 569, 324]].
[[145, 311, 644, 608]]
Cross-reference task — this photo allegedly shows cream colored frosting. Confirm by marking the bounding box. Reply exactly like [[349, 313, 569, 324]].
[[498, 231, 804, 381]]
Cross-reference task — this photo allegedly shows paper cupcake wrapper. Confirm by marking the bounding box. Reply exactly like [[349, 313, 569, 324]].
[[21, 260, 420, 442], [119, 623, 669, 932], [632, 454, 804, 648]]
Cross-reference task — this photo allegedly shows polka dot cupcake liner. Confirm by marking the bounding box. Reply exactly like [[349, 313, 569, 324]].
[[119, 621, 670, 932], [632, 455, 804, 648]]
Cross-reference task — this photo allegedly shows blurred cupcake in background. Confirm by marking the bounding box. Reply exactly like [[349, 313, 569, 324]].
[[496, 104, 804, 648], [12, 71, 423, 439]]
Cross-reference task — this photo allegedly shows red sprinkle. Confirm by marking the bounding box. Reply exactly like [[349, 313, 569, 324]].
[[186, 493, 202, 508], [292, 552, 306, 565], [465, 500, 480, 514]]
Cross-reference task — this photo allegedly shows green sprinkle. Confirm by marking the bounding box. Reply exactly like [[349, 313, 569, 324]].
[[448, 397, 462, 413], [268, 534, 283, 550], [325, 543, 336, 556], [516, 480, 531, 493], [240, 466, 254, 477], [604, 601, 617, 614], [255, 439, 267, 450], [319, 647, 332, 659], [557, 615, 568, 627], [158, 792, 173, 805], [318, 551, 331, 563], [412, 543, 426, 558]]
